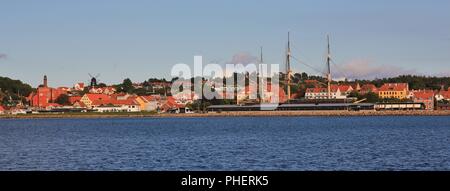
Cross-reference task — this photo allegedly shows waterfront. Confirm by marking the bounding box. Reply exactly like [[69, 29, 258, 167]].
[[1, 117, 450, 171], [1, 110, 450, 119]]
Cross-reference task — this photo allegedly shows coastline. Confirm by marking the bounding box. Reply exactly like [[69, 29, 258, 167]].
[[1, 110, 450, 119]]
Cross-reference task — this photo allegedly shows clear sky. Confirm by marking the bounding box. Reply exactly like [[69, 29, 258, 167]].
[[1, 0, 449, 87]]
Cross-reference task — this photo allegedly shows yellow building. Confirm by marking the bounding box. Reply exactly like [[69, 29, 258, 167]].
[[378, 83, 409, 99], [135, 96, 160, 111]]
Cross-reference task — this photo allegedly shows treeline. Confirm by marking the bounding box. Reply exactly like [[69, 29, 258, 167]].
[[0, 76, 34, 105], [356, 75, 450, 90]]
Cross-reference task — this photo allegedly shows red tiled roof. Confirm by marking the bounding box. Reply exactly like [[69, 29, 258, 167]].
[[0, 105, 5, 112], [438, 90, 450, 99], [110, 93, 128, 99], [89, 95, 139, 106], [109, 98, 139, 106], [73, 101, 86, 108], [361, 84, 377, 91], [167, 96, 183, 106], [69, 96, 82, 104], [379, 83, 408, 91], [332, 85, 354, 92], [413, 91, 435, 100], [76, 83, 85, 87], [85, 94, 110, 101], [140, 95, 161, 102]]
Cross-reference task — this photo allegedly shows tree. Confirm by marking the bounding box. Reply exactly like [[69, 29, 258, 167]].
[[55, 94, 70, 105], [97, 83, 107, 88], [301, 72, 308, 80], [119, 78, 134, 93], [0, 76, 34, 106], [360, 92, 380, 103]]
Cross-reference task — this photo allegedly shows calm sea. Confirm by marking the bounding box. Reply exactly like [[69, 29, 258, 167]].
[[1, 116, 450, 171]]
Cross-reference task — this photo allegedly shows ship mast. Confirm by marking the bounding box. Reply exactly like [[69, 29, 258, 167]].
[[259, 46, 263, 104], [326, 34, 332, 99], [286, 32, 292, 101]]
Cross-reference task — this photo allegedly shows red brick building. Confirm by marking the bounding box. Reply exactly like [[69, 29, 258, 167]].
[[28, 75, 68, 108], [412, 90, 435, 110]]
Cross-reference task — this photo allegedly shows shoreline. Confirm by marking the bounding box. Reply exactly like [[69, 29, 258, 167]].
[[1, 110, 450, 119]]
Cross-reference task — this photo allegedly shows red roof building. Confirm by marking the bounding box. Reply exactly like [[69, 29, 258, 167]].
[[28, 75, 69, 108], [68, 96, 82, 105], [360, 84, 378, 94], [161, 96, 184, 111], [412, 90, 435, 110], [74, 83, 85, 91], [378, 83, 409, 99], [379, 83, 409, 91], [79, 93, 111, 108], [436, 89, 450, 101], [89, 86, 117, 95]]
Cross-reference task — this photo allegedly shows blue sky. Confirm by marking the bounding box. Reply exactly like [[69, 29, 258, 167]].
[[1, 0, 449, 87]]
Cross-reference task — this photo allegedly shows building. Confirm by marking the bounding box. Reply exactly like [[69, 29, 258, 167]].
[[79, 93, 140, 112], [351, 83, 361, 92], [74, 83, 85, 91], [305, 85, 351, 100], [160, 96, 184, 112], [0, 105, 5, 114], [172, 92, 199, 105], [378, 83, 409, 99], [135, 95, 162, 111], [411, 90, 435, 110], [435, 88, 450, 102], [73, 100, 87, 108], [359, 84, 378, 95], [79, 93, 110, 108], [28, 75, 69, 108], [7, 107, 27, 115], [336, 85, 354, 94], [94, 103, 140, 113], [68, 96, 82, 105], [89, 86, 117, 95]]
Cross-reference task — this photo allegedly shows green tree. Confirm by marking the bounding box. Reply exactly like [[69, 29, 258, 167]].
[[118, 78, 134, 93], [359, 92, 380, 103], [97, 83, 107, 88], [55, 94, 70, 105]]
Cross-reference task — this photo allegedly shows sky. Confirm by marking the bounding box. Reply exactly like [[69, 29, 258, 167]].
[[0, 0, 449, 87]]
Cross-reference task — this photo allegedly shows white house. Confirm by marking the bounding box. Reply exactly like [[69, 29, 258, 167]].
[[305, 85, 349, 100]]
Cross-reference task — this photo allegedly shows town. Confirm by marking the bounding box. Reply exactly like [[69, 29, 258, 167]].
[[2, 33, 449, 115], [0, 72, 449, 115]]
